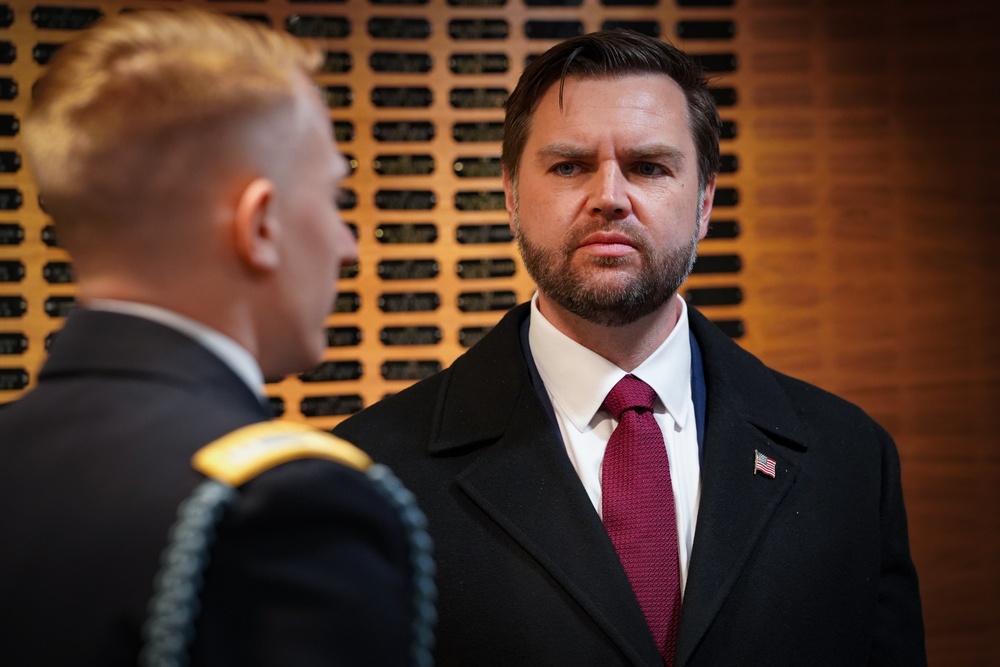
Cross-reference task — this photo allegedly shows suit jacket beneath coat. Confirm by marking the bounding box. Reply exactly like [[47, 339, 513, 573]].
[[334, 302, 926, 667], [0, 309, 413, 666]]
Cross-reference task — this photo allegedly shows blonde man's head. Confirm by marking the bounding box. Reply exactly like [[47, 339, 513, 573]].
[[23, 8, 322, 249]]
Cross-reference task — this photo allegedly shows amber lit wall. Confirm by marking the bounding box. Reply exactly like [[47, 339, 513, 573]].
[[1, 0, 997, 663]]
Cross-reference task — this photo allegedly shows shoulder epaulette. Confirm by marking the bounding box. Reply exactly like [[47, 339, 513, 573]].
[[192, 421, 372, 487]]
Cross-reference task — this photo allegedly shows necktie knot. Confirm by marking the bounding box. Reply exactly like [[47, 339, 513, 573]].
[[602, 374, 657, 420]]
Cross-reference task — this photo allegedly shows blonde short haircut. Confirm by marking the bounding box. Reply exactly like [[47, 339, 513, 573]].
[[23, 8, 322, 239]]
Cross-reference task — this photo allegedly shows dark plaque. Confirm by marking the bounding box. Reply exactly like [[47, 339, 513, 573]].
[[300, 361, 363, 382], [0, 368, 28, 390], [705, 219, 739, 239], [448, 19, 508, 40], [524, 20, 583, 40], [0, 115, 19, 137], [45, 331, 57, 351], [367, 17, 431, 40], [0, 223, 23, 245], [321, 51, 352, 73], [719, 153, 739, 174], [450, 87, 508, 109], [381, 360, 441, 381], [370, 51, 433, 73], [339, 263, 358, 280], [373, 154, 435, 176], [378, 292, 441, 313], [334, 292, 361, 313], [375, 189, 437, 210], [0, 260, 22, 283], [448, 0, 505, 5], [371, 86, 432, 108], [370, 0, 428, 5], [450, 53, 509, 74], [346, 222, 358, 239], [459, 326, 492, 347], [709, 87, 737, 107], [326, 327, 362, 347], [683, 286, 742, 306], [337, 188, 357, 210], [0, 333, 27, 355], [600, 0, 656, 5], [713, 187, 739, 207], [373, 121, 435, 142], [378, 259, 440, 281], [32, 43, 61, 65], [691, 253, 741, 274], [456, 257, 516, 279], [0, 296, 26, 318], [0, 5, 11, 28], [601, 20, 659, 37], [327, 326, 362, 347], [454, 156, 501, 178], [0, 150, 20, 172], [712, 319, 744, 338], [300, 394, 364, 418], [720, 120, 738, 140], [380, 326, 442, 346], [31, 6, 103, 30], [526, 0, 581, 5], [0, 78, 17, 101], [41, 224, 59, 247], [453, 122, 503, 143], [333, 121, 354, 142], [455, 190, 505, 211], [285, 15, 350, 38], [44, 296, 76, 318], [266, 396, 285, 419], [321, 85, 353, 108], [678, 20, 736, 40], [375, 223, 438, 244], [456, 223, 513, 244], [693, 53, 737, 73], [457, 290, 517, 312], [0, 42, 14, 65], [42, 261, 74, 284]]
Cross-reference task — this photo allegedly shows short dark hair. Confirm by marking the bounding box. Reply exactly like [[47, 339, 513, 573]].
[[502, 29, 721, 191]]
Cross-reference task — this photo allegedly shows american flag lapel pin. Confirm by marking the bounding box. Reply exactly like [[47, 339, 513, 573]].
[[754, 450, 777, 478]]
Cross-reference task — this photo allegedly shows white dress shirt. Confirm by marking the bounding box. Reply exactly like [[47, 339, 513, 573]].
[[527, 293, 702, 590], [85, 299, 265, 398]]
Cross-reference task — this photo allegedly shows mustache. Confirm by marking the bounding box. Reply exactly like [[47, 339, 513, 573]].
[[562, 218, 651, 255]]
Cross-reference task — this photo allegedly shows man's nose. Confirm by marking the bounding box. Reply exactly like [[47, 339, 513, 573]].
[[588, 162, 631, 218]]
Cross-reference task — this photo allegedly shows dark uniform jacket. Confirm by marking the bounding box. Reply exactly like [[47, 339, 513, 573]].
[[0, 309, 414, 666], [334, 302, 926, 667]]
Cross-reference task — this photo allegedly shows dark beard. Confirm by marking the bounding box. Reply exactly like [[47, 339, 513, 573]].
[[516, 216, 700, 327]]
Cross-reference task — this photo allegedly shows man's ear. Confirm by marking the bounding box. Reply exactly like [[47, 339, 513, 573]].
[[698, 177, 716, 241], [233, 177, 280, 272]]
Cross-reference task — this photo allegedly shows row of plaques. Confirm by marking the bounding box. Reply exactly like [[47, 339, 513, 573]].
[[2, 6, 737, 39], [0, 284, 747, 324], [0, 253, 743, 285]]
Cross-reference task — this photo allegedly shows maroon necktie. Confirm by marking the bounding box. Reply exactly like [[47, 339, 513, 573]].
[[601, 374, 681, 665]]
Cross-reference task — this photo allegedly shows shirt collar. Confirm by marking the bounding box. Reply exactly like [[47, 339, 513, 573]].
[[527, 292, 692, 433], [85, 299, 265, 396]]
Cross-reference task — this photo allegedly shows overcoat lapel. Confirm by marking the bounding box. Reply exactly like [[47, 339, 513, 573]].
[[674, 311, 810, 666], [429, 305, 664, 667]]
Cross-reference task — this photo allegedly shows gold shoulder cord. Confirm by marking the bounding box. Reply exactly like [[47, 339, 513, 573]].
[[192, 421, 372, 487]]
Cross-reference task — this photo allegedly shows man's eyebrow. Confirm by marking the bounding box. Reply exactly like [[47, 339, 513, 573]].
[[624, 144, 686, 164], [536, 143, 597, 160]]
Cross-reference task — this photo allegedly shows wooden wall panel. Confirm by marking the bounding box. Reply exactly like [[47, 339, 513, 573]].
[[1, 0, 997, 663]]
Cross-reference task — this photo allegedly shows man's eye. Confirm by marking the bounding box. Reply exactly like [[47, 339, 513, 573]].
[[554, 163, 577, 176], [636, 163, 663, 176]]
